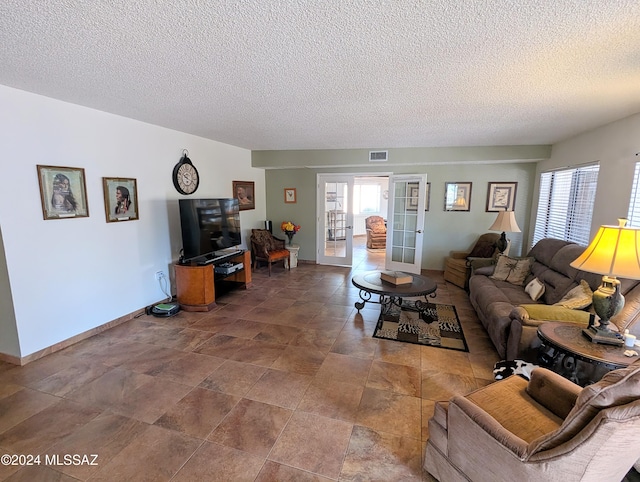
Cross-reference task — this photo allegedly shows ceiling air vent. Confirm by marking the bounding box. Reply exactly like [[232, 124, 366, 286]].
[[369, 150, 388, 162]]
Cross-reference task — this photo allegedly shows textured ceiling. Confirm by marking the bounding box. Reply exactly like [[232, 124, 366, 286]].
[[1, 1, 639, 150]]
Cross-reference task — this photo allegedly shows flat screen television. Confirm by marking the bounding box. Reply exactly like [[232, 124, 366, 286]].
[[178, 198, 242, 264]]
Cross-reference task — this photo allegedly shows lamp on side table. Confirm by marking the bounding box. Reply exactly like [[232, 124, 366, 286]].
[[488, 209, 521, 254], [570, 219, 640, 345]]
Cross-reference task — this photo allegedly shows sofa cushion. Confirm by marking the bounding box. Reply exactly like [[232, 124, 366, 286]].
[[554, 280, 593, 309], [527, 239, 575, 267], [491, 255, 533, 286]]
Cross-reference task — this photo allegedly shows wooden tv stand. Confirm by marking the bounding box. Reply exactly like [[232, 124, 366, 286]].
[[175, 250, 251, 312]]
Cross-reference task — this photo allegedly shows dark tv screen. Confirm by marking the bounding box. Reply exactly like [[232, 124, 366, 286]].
[[179, 198, 241, 263]]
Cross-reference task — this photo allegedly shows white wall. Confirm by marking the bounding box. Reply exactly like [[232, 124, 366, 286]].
[[532, 113, 640, 244], [0, 85, 265, 358]]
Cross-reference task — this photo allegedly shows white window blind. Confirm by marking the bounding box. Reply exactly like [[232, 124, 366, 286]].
[[627, 162, 640, 227], [533, 164, 599, 246]]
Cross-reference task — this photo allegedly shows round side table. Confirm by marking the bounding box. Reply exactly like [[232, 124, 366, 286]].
[[285, 244, 300, 268], [537, 322, 632, 386]]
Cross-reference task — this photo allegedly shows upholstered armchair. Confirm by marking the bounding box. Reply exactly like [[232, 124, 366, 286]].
[[250, 229, 290, 276], [424, 359, 640, 482], [443, 232, 501, 290], [365, 216, 387, 249]]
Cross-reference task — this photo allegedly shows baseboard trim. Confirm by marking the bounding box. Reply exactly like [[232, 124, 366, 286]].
[[0, 306, 151, 366]]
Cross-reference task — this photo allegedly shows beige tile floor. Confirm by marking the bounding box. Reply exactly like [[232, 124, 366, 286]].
[[0, 237, 501, 481]]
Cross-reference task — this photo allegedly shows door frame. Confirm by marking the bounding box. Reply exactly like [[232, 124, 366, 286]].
[[316, 171, 392, 266]]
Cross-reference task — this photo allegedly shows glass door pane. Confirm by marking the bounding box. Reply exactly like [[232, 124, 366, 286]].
[[317, 175, 353, 266], [386, 175, 426, 274]]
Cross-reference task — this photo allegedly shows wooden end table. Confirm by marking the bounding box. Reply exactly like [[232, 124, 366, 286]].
[[351, 271, 437, 313], [537, 322, 633, 386]]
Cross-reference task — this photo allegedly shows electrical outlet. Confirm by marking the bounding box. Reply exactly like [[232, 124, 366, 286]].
[[155, 271, 164, 281]]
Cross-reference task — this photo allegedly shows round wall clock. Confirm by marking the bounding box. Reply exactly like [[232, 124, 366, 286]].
[[172, 152, 199, 195]]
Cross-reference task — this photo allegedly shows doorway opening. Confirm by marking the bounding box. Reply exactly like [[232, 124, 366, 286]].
[[318, 174, 389, 267]]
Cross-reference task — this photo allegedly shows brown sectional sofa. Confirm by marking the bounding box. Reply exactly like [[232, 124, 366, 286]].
[[468, 238, 640, 361]]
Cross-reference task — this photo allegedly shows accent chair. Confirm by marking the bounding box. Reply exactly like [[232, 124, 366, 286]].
[[443, 232, 501, 290], [424, 359, 640, 481], [365, 216, 387, 249], [250, 229, 290, 276]]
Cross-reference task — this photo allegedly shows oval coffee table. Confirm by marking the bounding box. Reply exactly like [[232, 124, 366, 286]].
[[351, 271, 437, 313]]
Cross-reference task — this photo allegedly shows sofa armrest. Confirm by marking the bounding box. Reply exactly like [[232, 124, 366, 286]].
[[526, 367, 581, 420], [469, 257, 496, 272]]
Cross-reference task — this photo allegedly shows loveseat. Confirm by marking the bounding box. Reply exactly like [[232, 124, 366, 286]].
[[468, 238, 640, 361]]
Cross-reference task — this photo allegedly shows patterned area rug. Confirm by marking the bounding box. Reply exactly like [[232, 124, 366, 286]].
[[373, 301, 468, 352]]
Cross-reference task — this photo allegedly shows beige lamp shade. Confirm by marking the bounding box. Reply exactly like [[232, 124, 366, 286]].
[[488, 210, 521, 233], [570, 220, 640, 280]]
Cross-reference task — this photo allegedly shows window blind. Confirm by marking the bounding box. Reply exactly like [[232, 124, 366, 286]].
[[627, 162, 640, 227], [533, 164, 599, 246]]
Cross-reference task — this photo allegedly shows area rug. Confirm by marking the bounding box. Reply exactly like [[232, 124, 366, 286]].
[[373, 301, 468, 352]]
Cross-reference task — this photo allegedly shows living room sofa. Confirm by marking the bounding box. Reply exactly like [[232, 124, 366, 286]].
[[468, 238, 640, 361]]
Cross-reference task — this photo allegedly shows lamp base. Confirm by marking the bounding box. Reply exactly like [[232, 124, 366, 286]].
[[582, 326, 624, 346], [495, 232, 508, 254]]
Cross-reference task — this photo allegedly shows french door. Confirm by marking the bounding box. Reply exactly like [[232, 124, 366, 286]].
[[317, 175, 354, 266], [385, 174, 427, 274]]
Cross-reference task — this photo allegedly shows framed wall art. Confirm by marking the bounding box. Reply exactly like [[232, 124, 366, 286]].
[[486, 182, 517, 212], [233, 180, 255, 211], [444, 182, 472, 212], [37, 165, 89, 220], [406, 185, 419, 211], [103, 177, 139, 222], [284, 188, 297, 203]]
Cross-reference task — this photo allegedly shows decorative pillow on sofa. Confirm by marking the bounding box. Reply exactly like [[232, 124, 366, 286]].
[[490, 255, 533, 286], [525, 277, 546, 301], [513, 304, 593, 325], [468, 240, 495, 258], [554, 280, 593, 309]]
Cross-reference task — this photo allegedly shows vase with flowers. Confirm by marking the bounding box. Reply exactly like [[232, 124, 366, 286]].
[[281, 221, 301, 246]]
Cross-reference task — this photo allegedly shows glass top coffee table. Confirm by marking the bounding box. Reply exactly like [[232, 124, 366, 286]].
[[351, 271, 437, 313]]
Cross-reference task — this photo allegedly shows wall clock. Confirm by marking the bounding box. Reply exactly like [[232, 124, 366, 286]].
[[172, 151, 199, 195]]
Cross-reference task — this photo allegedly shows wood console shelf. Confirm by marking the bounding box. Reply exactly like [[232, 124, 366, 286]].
[[175, 250, 251, 312]]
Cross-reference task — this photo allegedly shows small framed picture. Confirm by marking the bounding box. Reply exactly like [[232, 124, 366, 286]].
[[233, 180, 255, 211], [486, 182, 518, 212], [444, 182, 472, 211], [103, 177, 139, 222], [37, 165, 89, 220], [284, 188, 297, 203]]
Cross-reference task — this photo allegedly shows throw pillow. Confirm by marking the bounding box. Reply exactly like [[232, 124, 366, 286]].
[[554, 280, 593, 309], [525, 277, 546, 301], [468, 240, 495, 258], [490, 255, 533, 286], [515, 304, 593, 325]]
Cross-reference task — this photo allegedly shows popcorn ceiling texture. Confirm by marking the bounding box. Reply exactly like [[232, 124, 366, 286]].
[[1, 0, 639, 150]]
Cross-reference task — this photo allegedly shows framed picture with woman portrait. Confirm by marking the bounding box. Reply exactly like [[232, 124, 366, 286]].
[[102, 177, 139, 222], [233, 180, 255, 211], [37, 165, 89, 220]]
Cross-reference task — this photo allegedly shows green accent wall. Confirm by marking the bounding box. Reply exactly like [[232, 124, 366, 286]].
[[257, 147, 544, 270]]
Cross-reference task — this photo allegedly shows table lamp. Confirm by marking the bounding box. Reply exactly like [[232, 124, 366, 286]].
[[488, 209, 521, 254], [569, 219, 640, 345]]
